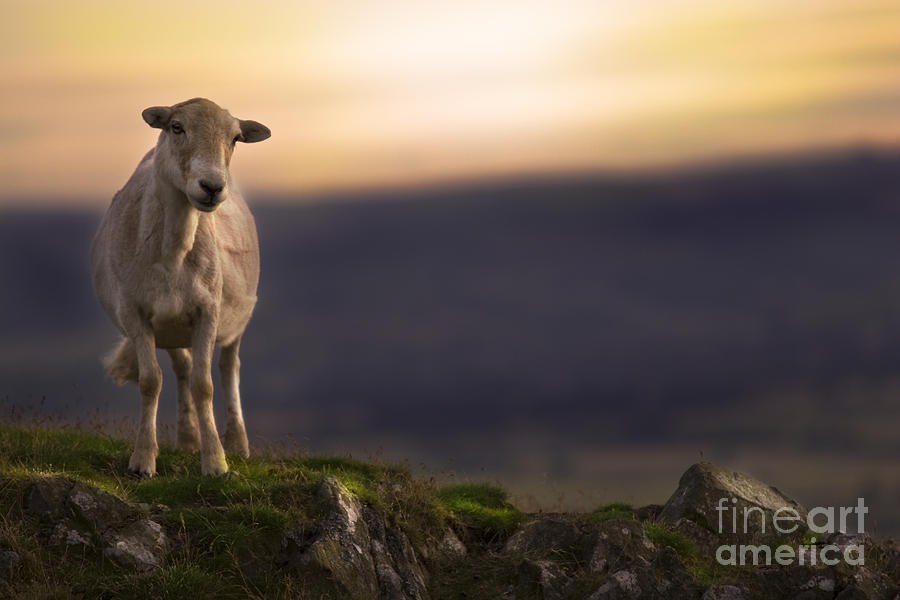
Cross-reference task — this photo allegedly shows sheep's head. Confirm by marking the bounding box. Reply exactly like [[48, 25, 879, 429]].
[[142, 98, 270, 212]]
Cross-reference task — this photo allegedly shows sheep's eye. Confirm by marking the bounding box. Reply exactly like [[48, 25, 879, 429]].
[[232, 135, 241, 145], [171, 122, 184, 134]]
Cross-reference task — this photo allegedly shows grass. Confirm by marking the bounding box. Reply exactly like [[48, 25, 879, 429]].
[[435, 482, 524, 539], [0, 423, 763, 599], [0, 424, 536, 599], [0, 424, 457, 599], [589, 502, 636, 523], [643, 521, 735, 587]]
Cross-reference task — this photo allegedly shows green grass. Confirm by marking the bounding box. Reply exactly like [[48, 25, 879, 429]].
[[644, 522, 696, 559], [590, 502, 636, 523], [436, 482, 524, 538], [0, 424, 453, 599], [643, 521, 731, 586]]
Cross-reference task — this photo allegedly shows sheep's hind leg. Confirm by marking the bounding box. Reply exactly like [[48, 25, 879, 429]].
[[128, 325, 162, 477], [221, 336, 249, 458], [168, 348, 200, 451]]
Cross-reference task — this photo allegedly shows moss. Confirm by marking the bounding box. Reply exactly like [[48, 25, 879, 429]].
[[436, 483, 523, 537]]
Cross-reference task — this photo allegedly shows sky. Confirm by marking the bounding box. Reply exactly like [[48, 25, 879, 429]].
[[1, 0, 899, 205]]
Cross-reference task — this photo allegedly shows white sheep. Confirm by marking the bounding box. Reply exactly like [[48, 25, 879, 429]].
[[91, 98, 270, 476]]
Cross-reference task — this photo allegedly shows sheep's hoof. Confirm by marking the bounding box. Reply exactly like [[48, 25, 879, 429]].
[[128, 452, 157, 477], [126, 467, 155, 478], [201, 458, 229, 477]]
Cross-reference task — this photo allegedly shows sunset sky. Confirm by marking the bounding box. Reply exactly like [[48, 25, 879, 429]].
[[1, 0, 899, 205]]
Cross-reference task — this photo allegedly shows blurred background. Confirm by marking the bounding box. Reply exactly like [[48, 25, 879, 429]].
[[2, 0, 900, 531]]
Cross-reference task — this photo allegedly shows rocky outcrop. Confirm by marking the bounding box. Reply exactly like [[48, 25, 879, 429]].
[[3, 463, 899, 600], [489, 463, 899, 600], [278, 475, 431, 600], [659, 462, 808, 554], [24, 476, 168, 571], [503, 518, 581, 555]]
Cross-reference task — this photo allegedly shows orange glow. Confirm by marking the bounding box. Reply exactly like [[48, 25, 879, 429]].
[[1, 0, 899, 204]]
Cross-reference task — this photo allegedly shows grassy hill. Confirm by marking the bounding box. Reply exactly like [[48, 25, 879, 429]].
[[2, 425, 897, 600], [0, 425, 525, 599]]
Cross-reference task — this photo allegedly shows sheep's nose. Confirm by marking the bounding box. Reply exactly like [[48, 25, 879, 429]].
[[200, 179, 224, 197]]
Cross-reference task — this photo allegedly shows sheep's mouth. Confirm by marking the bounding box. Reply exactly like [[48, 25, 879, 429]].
[[191, 197, 220, 212]]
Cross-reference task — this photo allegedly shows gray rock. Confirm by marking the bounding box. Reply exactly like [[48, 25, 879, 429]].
[[51, 522, 92, 547], [281, 475, 429, 600], [588, 569, 644, 600], [702, 585, 748, 600], [636, 504, 663, 522], [835, 567, 896, 600], [659, 463, 807, 554], [749, 566, 836, 600], [651, 545, 701, 598], [584, 544, 701, 600], [103, 518, 169, 571], [583, 519, 656, 574], [438, 528, 466, 558], [22, 476, 168, 571], [26, 476, 72, 517], [503, 518, 580, 555], [514, 559, 572, 600]]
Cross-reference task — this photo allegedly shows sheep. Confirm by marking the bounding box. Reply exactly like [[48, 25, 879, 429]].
[[91, 98, 270, 476]]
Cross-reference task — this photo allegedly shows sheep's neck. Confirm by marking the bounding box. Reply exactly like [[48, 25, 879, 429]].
[[151, 180, 202, 273], [162, 199, 199, 271]]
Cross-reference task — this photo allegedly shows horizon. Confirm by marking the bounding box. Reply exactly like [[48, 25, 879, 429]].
[[2, 0, 900, 206], [3, 142, 899, 211]]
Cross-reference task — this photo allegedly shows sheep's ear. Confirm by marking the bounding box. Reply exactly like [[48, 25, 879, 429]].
[[238, 119, 271, 143], [142, 106, 172, 129]]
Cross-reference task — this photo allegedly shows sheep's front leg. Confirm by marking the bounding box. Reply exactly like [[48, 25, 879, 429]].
[[129, 326, 162, 476], [221, 336, 250, 458], [192, 309, 228, 475], [167, 348, 200, 451]]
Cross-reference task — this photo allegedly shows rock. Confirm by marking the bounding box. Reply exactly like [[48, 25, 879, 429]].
[[651, 545, 701, 598], [636, 505, 663, 522], [701, 585, 749, 600], [0, 551, 19, 579], [659, 463, 807, 554], [438, 528, 466, 558], [588, 569, 644, 600], [51, 522, 92, 547], [747, 566, 836, 600], [584, 544, 701, 600], [514, 559, 573, 600], [835, 567, 896, 600], [280, 475, 429, 600], [583, 519, 656, 574], [22, 476, 168, 571], [103, 518, 168, 571], [503, 518, 580, 555], [886, 549, 900, 581]]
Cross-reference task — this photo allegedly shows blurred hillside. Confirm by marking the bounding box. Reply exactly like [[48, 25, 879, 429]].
[[1, 149, 900, 530]]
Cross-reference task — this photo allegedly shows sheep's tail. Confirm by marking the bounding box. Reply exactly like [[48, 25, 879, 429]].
[[102, 337, 138, 386]]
